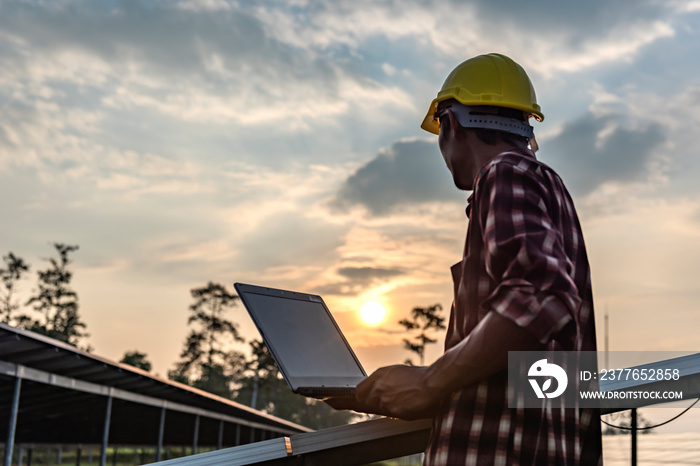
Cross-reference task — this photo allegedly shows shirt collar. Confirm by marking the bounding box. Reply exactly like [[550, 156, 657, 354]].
[[466, 193, 474, 219]]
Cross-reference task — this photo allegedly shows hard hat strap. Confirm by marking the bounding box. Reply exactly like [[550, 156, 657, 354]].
[[446, 103, 534, 139]]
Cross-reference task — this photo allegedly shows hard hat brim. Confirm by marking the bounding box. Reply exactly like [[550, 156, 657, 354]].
[[420, 94, 544, 135], [420, 99, 440, 135]]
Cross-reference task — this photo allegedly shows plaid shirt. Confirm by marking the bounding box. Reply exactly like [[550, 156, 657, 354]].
[[424, 149, 602, 465]]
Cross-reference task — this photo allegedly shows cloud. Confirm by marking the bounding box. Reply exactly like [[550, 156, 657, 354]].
[[315, 266, 405, 297], [0, 0, 686, 179], [177, 0, 232, 12], [233, 210, 346, 274], [337, 266, 404, 282], [249, 0, 680, 79], [540, 113, 665, 197], [330, 139, 462, 216], [616, 84, 700, 196], [0, 0, 412, 133], [470, 0, 669, 45]]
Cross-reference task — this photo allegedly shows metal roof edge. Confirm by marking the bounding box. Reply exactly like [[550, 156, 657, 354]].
[[0, 322, 312, 433]]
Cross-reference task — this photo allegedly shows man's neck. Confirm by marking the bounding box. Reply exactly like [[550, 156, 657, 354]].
[[472, 140, 530, 170]]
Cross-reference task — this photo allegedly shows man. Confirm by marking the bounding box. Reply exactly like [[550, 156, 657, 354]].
[[329, 53, 601, 464]]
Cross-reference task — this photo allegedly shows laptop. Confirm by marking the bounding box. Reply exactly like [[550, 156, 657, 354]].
[[234, 283, 367, 398]]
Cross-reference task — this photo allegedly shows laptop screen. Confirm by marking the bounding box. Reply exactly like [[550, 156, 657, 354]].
[[236, 284, 366, 390]]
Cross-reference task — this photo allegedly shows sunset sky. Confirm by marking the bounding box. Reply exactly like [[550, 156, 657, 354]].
[[2, 0, 700, 431]]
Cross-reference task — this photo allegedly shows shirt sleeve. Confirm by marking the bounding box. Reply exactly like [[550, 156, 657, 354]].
[[477, 161, 579, 348]]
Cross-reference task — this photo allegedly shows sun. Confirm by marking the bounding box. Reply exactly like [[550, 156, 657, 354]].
[[360, 301, 386, 326]]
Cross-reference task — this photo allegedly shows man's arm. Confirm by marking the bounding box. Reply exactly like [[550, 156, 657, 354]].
[[327, 160, 578, 419], [326, 310, 543, 420]]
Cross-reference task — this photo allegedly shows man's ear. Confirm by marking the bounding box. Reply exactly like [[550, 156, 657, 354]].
[[446, 109, 461, 140]]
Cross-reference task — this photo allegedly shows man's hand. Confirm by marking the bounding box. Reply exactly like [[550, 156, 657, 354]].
[[326, 313, 542, 420], [325, 365, 440, 420]]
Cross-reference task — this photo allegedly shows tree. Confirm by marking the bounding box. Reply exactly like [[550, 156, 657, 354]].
[[22, 243, 88, 347], [244, 339, 279, 410], [234, 339, 359, 429], [169, 282, 245, 398], [0, 252, 30, 324], [255, 383, 359, 430], [236, 340, 280, 412], [602, 410, 655, 435], [120, 350, 153, 372], [398, 304, 446, 366]]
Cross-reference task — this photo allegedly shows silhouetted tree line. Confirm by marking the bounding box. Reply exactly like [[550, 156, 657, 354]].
[[2, 244, 445, 429], [120, 350, 152, 372], [164, 281, 358, 429], [602, 411, 655, 435], [1, 243, 89, 349]]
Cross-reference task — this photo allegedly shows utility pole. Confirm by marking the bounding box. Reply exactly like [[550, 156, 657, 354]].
[[605, 304, 637, 466], [605, 304, 609, 369], [631, 408, 638, 466]]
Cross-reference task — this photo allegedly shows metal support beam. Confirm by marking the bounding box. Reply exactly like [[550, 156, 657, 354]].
[[99, 393, 113, 466], [0, 361, 303, 437], [631, 409, 637, 466], [156, 406, 166, 462], [192, 415, 200, 455], [235, 424, 241, 446], [4, 376, 21, 466], [217, 420, 224, 450]]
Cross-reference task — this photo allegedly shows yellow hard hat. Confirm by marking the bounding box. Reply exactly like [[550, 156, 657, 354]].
[[421, 53, 544, 135]]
